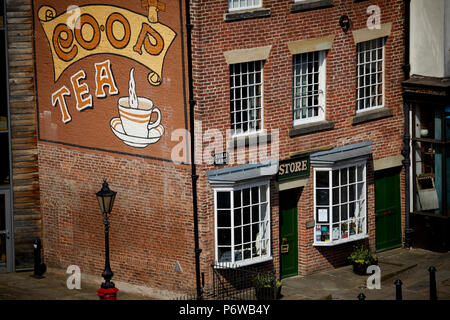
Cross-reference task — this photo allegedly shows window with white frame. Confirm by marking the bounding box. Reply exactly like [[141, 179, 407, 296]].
[[293, 51, 326, 125], [230, 61, 263, 136], [314, 162, 367, 245], [228, 0, 262, 11], [356, 37, 385, 112], [215, 182, 271, 266]]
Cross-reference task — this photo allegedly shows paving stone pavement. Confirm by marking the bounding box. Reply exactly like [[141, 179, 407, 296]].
[[280, 247, 450, 300], [0, 268, 159, 300], [0, 247, 448, 300]]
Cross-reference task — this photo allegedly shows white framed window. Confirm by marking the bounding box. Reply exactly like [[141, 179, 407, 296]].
[[214, 181, 271, 266], [313, 162, 368, 246], [356, 37, 385, 112], [293, 50, 326, 125], [230, 60, 263, 136], [228, 0, 262, 11]]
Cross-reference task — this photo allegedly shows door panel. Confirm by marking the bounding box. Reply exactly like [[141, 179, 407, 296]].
[[0, 190, 11, 272], [280, 188, 299, 279], [375, 170, 402, 252]]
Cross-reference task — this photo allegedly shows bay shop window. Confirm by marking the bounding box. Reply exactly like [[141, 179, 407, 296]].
[[310, 142, 371, 245], [215, 182, 271, 266], [207, 160, 278, 267]]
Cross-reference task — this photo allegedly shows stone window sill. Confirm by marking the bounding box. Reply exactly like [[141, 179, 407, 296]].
[[228, 132, 271, 149], [290, 0, 333, 13], [352, 107, 393, 125], [224, 7, 271, 22], [289, 120, 334, 138]]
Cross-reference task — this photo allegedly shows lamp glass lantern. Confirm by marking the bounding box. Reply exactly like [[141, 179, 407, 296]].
[[96, 179, 117, 215]]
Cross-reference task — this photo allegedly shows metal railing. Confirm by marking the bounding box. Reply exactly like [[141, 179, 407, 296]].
[[175, 262, 278, 300]]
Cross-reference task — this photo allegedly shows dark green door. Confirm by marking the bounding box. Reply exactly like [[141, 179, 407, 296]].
[[280, 188, 299, 279], [375, 169, 402, 252]]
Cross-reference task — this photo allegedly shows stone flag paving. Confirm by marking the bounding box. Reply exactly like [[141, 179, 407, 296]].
[[0, 248, 448, 300]]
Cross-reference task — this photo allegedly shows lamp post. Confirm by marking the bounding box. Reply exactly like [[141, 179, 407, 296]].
[[96, 179, 118, 300]]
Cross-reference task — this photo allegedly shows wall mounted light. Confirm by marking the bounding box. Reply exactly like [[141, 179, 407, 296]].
[[339, 15, 351, 33]]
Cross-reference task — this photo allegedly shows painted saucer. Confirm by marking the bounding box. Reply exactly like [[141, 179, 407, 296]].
[[110, 117, 164, 148]]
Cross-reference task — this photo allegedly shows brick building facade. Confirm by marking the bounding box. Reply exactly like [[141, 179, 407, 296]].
[[192, 0, 406, 284], [1, 0, 408, 297]]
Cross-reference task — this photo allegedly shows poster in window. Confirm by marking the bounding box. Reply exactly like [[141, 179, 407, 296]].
[[332, 226, 340, 240], [317, 208, 329, 223]]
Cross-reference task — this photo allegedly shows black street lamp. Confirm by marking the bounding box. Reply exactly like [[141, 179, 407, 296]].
[[96, 179, 118, 300]]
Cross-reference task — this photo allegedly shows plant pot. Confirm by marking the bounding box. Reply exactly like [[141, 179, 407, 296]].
[[352, 262, 369, 275], [255, 286, 282, 300], [255, 287, 275, 300]]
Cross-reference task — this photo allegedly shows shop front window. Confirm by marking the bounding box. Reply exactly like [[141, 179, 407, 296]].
[[313, 162, 368, 246], [413, 105, 450, 215], [214, 181, 271, 266]]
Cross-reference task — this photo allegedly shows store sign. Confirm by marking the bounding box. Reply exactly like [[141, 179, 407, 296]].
[[34, 0, 189, 160], [277, 156, 310, 181]]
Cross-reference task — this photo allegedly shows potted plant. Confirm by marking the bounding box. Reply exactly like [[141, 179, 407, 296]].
[[347, 245, 378, 275], [254, 273, 282, 300]]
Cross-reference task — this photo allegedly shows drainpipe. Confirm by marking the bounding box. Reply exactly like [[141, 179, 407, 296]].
[[185, 0, 203, 299], [402, 0, 413, 248]]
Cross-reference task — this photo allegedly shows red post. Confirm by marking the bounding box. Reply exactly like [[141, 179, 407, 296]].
[[97, 287, 119, 300]]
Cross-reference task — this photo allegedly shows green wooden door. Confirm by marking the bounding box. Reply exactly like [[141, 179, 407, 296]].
[[280, 189, 299, 279], [375, 170, 402, 252]]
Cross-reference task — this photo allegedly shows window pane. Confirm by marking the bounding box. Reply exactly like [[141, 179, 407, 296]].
[[234, 227, 242, 245], [243, 206, 250, 224], [341, 186, 348, 203], [252, 204, 259, 223], [217, 192, 230, 209], [341, 222, 348, 239], [218, 247, 232, 262], [332, 224, 340, 240], [332, 188, 339, 205], [234, 208, 242, 226], [234, 190, 241, 208], [332, 170, 339, 187], [349, 184, 356, 202], [243, 225, 251, 243], [252, 223, 260, 242], [243, 188, 250, 206], [349, 202, 355, 218], [316, 171, 329, 188], [341, 204, 348, 220], [260, 203, 268, 221], [349, 221, 356, 236], [218, 229, 231, 246], [341, 168, 348, 185], [217, 210, 231, 228], [349, 167, 356, 183], [260, 184, 267, 202], [251, 187, 259, 204], [0, 133, 10, 185], [316, 189, 329, 206], [332, 205, 339, 223], [234, 245, 243, 262]]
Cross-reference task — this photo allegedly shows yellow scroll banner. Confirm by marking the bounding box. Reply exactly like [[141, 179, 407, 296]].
[[38, 4, 176, 86]]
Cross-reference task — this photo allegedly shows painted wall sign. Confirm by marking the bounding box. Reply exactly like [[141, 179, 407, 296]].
[[277, 156, 310, 182], [34, 0, 188, 160]]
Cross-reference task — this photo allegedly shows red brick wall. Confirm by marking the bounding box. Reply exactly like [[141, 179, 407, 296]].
[[37, 0, 406, 295], [192, 0, 405, 279], [38, 143, 196, 294]]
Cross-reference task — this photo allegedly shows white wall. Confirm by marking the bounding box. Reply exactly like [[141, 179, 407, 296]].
[[445, 0, 450, 77], [410, 0, 450, 78]]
